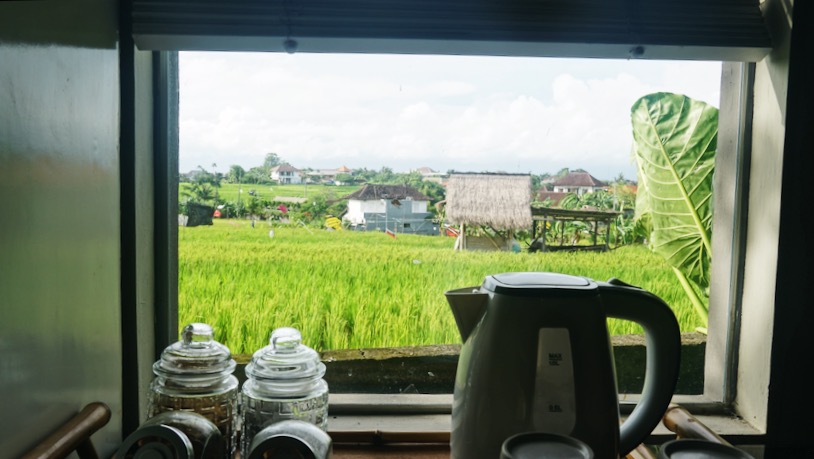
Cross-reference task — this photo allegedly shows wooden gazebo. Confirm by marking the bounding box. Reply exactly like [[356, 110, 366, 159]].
[[444, 173, 532, 251], [530, 206, 620, 252]]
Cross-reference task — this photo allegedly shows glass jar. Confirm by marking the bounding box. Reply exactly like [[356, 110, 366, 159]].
[[240, 327, 329, 457], [148, 322, 238, 459]]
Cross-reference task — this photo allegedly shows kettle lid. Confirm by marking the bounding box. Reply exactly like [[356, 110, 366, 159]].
[[482, 272, 597, 296]]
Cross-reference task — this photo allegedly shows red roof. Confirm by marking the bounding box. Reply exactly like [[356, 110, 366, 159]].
[[551, 172, 607, 187], [537, 191, 570, 205], [271, 164, 299, 173]]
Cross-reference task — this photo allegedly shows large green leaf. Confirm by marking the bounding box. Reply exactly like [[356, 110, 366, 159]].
[[631, 92, 716, 295]]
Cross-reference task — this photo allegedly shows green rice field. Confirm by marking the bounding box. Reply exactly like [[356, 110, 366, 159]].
[[180, 182, 359, 203], [179, 219, 702, 355]]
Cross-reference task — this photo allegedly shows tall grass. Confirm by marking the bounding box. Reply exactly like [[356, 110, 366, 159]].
[[179, 220, 701, 354]]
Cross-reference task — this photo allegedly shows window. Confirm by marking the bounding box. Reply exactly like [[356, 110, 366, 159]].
[[171, 50, 732, 397], [140, 0, 771, 436]]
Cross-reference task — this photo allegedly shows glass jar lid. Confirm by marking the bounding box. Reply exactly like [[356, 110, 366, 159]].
[[153, 323, 236, 380], [245, 327, 326, 383]]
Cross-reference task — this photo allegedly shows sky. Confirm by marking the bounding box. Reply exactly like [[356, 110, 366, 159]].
[[179, 52, 722, 181]]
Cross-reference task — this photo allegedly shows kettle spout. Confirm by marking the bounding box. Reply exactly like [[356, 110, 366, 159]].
[[445, 287, 489, 342]]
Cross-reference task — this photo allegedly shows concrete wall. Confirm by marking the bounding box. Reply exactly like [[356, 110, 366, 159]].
[[0, 1, 124, 456]]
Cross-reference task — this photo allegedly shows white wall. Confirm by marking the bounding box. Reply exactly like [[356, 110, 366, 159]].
[[412, 200, 428, 213], [735, 6, 790, 428], [345, 200, 389, 224], [345, 200, 365, 223]]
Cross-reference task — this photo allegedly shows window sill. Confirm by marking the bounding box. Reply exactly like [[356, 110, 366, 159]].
[[327, 394, 765, 447]]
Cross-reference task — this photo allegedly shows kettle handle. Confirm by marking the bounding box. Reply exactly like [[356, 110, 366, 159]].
[[599, 278, 681, 457]]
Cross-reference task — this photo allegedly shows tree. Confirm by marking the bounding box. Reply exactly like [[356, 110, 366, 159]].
[[227, 165, 246, 184], [263, 153, 282, 171], [186, 183, 216, 203], [531, 173, 553, 193], [352, 168, 376, 183], [244, 167, 270, 184], [211, 163, 220, 201], [609, 181, 636, 212], [416, 181, 445, 217], [335, 173, 356, 185], [246, 196, 263, 219], [194, 165, 221, 202], [558, 191, 605, 210], [373, 167, 396, 183]]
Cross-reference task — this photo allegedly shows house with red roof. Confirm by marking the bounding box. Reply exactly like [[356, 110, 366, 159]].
[[550, 171, 608, 196], [269, 164, 303, 184]]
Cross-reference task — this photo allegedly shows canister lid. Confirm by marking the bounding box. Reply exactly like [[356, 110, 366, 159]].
[[245, 327, 326, 383], [247, 420, 332, 459], [658, 439, 755, 459], [500, 432, 594, 459], [153, 323, 236, 379]]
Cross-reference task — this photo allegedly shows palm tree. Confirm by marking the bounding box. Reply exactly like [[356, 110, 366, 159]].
[[189, 183, 215, 203]]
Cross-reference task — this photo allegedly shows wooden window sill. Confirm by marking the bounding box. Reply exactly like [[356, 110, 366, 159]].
[[324, 394, 765, 456], [332, 444, 449, 459]]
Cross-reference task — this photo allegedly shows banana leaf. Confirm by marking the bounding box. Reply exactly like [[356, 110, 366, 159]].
[[631, 93, 717, 322]]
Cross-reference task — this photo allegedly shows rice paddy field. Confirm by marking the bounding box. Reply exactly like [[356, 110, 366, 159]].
[[179, 219, 703, 355], [180, 183, 359, 202]]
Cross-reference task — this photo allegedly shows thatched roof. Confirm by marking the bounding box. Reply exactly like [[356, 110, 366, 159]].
[[343, 184, 430, 201], [445, 173, 532, 230]]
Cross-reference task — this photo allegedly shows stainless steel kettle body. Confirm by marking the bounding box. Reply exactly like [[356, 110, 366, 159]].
[[446, 272, 680, 459]]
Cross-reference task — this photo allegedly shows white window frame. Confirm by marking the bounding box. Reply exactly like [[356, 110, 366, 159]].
[[152, 54, 755, 423]]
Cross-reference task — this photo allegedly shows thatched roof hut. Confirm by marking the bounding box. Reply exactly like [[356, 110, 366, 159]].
[[445, 173, 533, 230]]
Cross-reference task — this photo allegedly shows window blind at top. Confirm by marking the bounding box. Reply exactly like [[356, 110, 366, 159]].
[[132, 0, 772, 61]]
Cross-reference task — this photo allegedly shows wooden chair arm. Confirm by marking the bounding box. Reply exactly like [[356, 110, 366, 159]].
[[626, 443, 658, 459], [21, 402, 112, 459], [662, 404, 729, 445]]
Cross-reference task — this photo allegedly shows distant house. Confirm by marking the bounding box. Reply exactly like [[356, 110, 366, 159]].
[[411, 166, 447, 184], [342, 184, 436, 235], [182, 169, 204, 182], [307, 165, 352, 184], [551, 171, 608, 196], [413, 166, 435, 175], [270, 164, 302, 184], [536, 191, 570, 206]]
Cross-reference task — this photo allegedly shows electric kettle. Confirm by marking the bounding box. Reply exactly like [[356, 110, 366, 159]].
[[446, 272, 681, 459]]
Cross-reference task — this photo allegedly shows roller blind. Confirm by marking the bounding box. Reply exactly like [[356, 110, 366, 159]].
[[132, 0, 771, 61]]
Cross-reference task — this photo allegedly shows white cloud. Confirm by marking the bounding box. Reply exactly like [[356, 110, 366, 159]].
[[179, 52, 721, 180]]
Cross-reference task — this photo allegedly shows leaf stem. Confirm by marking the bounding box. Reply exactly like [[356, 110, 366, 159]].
[[672, 267, 708, 326]]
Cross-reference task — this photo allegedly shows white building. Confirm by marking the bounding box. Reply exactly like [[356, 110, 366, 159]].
[[306, 165, 352, 184], [342, 184, 435, 235], [269, 164, 303, 184], [550, 171, 608, 196]]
